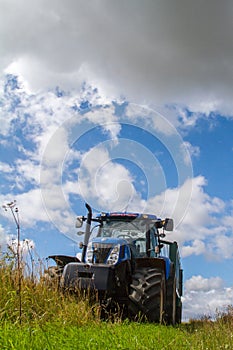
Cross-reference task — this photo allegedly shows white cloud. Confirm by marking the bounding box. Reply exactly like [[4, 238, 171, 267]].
[[85, 107, 121, 140], [181, 240, 206, 257], [176, 178, 232, 259], [181, 142, 200, 162], [223, 203, 233, 231], [211, 235, 233, 260], [134, 175, 233, 260], [76, 146, 137, 211], [125, 104, 176, 136], [0, 162, 13, 173], [185, 275, 223, 292], [15, 159, 40, 186], [188, 100, 224, 117], [175, 177, 225, 231], [183, 275, 233, 320], [1, 190, 51, 230], [1, 188, 76, 241], [40, 126, 70, 167]]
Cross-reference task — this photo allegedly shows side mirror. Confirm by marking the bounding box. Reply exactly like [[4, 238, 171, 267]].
[[75, 216, 84, 228], [164, 218, 173, 231]]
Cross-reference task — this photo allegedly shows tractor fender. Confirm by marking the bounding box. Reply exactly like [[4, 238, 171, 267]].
[[134, 257, 170, 278], [160, 256, 172, 280]]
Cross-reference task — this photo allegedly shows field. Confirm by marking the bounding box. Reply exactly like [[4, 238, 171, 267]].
[[0, 262, 232, 349]]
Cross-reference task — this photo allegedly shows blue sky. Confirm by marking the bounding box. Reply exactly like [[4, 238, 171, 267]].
[[0, 0, 233, 320]]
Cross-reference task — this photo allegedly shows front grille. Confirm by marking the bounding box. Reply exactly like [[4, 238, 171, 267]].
[[93, 247, 111, 263]]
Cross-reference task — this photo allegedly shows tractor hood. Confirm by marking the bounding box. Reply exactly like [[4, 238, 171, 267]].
[[86, 236, 131, 265]]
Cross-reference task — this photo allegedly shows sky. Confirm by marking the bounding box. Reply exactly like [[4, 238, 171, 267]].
[[0, 0, 233, 320]]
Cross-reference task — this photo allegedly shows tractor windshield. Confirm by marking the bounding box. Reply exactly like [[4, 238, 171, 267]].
[[99, 219, 146, 238], [98, 219, 158, 257]]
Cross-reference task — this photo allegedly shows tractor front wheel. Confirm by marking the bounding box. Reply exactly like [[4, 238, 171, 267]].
[[128, 267, 165, 323]]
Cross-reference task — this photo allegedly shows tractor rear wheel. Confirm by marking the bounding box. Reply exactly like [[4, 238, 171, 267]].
[[128, 267, 165, 323], [165, 270, 176, 325], [176, 301, 182, 324]]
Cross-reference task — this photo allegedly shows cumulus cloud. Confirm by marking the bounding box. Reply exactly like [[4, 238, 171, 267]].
[[137, 175, 233, 260], [76, 146, 137, 211], [176, 177, 225, 231], [1, 190, 48, 226], [181, 240, 206, 257], [183, 275, 233, 320], [1, 0, 233, 116], [185, 275, 224, 292]]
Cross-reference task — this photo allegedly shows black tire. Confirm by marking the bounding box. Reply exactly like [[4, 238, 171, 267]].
[[128, 267, 165, 323], [176, 300, 182, 324], [165, 271, 176, 325]]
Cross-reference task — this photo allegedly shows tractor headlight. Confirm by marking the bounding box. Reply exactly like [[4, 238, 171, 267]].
[[106, 244, 120, 265], [86, 242, 93, 263]]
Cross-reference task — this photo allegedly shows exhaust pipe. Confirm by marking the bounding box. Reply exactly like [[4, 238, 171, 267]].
[[81, 203, 92, 262]]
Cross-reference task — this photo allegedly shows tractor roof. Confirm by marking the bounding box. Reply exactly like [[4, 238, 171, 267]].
[[97, 212, 159, 221]]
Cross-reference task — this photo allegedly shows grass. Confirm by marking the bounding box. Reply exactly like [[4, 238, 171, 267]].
[[0, 318, 232, 350], [0, 322, 183, 349], [0, 259, 232, 349]]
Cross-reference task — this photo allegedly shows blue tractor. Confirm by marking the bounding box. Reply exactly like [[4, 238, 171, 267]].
[[49, 203, 183, 324]]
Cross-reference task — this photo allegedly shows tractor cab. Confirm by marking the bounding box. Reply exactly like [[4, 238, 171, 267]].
[[95, 212, 168, 259]]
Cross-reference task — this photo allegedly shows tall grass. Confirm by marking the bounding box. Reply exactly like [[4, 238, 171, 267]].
[[0, 256, 100, 326], [182, 307, 233, 349], [0, 255, 232, 349]]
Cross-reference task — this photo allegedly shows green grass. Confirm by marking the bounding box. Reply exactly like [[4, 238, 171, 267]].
[[0, 261, 232, 349], [0, 322, 193, 349], [0, 319, 232, 350]]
